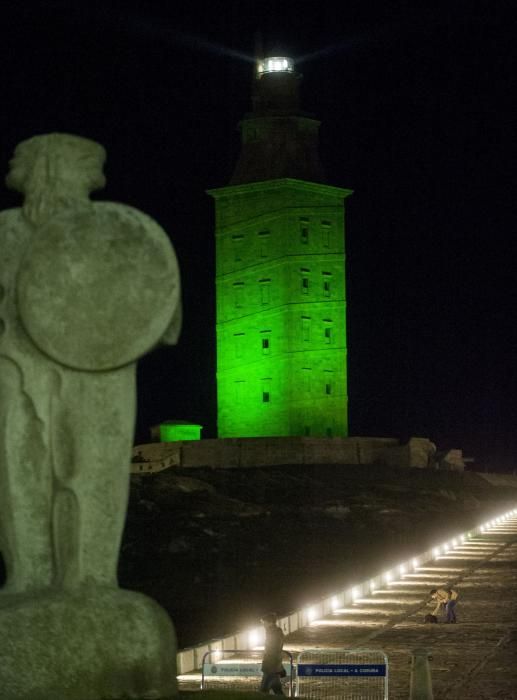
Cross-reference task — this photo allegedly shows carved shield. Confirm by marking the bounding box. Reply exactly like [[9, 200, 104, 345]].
[[16, 203, 180, 370]]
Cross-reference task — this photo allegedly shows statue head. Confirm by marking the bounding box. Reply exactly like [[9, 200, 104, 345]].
[[6, 133, 106, 225], [6, 133, 106, 197]]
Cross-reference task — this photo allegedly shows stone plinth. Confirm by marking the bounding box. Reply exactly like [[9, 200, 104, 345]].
[[0, 588, 177, 700]]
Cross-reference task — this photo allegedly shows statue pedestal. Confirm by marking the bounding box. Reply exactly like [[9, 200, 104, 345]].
[[0, 587, 177, 700]]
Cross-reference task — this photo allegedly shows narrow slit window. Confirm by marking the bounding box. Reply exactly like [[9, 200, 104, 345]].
[[232, 234, 244, 262], [234, 332, 245, 359], [321, 221, 331, 248], [323, 272, 332, 297], [258, 230, 270, 258], [259, 278, 271, 305], [300, 218, 310, 244], [302, 316, 311, 342], [233, 282, 244, 308]]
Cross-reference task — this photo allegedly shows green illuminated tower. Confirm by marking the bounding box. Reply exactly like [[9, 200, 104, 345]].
[[208, 57, 352, 438]]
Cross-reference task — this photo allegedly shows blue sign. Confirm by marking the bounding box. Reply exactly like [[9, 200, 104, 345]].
[[298, 664, 386, 677]]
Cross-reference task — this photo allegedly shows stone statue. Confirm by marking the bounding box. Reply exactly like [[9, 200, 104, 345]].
[[0, 134, 180, 699]]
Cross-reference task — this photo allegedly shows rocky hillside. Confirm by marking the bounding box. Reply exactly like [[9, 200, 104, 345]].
[[119, 464, 517, 648]]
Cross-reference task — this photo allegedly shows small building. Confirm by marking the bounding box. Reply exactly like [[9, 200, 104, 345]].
[[150, 420, 203, 443]]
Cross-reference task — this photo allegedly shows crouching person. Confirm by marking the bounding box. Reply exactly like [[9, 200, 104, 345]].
[[430, 587, 459, 623]]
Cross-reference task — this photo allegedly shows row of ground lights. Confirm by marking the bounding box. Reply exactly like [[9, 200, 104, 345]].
[[244, 506, 517, 647], [175, 505, 517, 670]]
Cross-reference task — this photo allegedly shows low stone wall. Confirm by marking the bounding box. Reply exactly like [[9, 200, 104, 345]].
[[132, 435, 438, 472]]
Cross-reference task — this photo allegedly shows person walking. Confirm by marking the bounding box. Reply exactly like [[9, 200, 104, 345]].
[[430, 588, 459, 623], [260, 613, 286, 695]]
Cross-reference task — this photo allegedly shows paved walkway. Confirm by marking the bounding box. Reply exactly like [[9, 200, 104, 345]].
[[286, 514, 517, 699], [179, 513, 517, 698]]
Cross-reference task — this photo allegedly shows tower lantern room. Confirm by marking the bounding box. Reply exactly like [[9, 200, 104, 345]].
[[208, 56, 352, 438]]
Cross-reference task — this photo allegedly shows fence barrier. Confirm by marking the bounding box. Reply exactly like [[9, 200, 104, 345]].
[[296, 648, 388, 699], [201, 649, 294, 696]]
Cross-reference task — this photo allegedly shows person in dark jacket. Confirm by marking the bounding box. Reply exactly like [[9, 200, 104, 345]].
[[260, 613, 285, 695]]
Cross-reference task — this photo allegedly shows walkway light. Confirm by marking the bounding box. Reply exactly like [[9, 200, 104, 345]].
[[306, 607, 317, 622]]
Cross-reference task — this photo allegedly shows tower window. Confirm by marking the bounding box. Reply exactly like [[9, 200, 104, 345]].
[[301, 316, 311, 342], [233, 282, 244, 308], [258, 230, 270, 258], [324, 369, 333, 395], [300, 269, 310, 295], [262, 337, 270, 354], [299, 218, 310, 244], [321, 221, 331, 248], [323, 319, 333, 344], [323, 272, 332, 297], [232, 234, 244, 262], [234, 332, 245, 359], [259, 278, 271, 305], [262, 378, 271, 403]]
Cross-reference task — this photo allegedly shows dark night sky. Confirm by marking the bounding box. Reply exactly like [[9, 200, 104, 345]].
[[1, 1, 515, 470]]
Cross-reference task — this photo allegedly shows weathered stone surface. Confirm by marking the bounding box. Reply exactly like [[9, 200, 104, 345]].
[[0, 133, 180, 699], [0, 588, 177, 700]]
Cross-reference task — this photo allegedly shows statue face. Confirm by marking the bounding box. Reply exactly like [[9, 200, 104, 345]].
[[6, 134, 106, 195]]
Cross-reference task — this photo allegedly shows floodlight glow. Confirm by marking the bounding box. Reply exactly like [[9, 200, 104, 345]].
[[452, 538, 458, 547], [331, 596, 339, 611], [442, 544, 449, 553], [480, 526, 485, 533], [384, 571, 392, 583], [248, 629, 261, 647], [306, 607, 317, 622], [257, 56, 294, 75], [212, 649, 223, 662], [399, 564, 406, 575], [460, 535, 466, 542], [351, 587, 360, 601], [432, 547, 440, 558], [412, 558, 419, 569], [370, 580, 376, 592]]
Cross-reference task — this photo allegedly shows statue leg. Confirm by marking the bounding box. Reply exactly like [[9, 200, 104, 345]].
[[50, 364, 136, 588], [0, 356, 53, 593]]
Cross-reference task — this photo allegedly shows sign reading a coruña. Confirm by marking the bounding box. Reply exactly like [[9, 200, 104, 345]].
[[298, 664, 387, 677]]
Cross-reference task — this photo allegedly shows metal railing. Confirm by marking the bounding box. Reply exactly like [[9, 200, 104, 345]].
[[201, 649, 294, 696]]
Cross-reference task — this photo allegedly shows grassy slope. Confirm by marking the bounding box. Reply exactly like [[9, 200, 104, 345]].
[[119, 465, 517, 647]]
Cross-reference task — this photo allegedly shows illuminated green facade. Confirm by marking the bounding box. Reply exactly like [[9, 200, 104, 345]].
[[209, 60, 352, 438]]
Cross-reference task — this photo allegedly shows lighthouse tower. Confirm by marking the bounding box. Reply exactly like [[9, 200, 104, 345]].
[[208, 56, 352, 438]]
